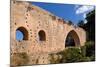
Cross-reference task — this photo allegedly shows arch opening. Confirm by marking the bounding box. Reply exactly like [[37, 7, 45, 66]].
[[16, 27, 28, 41], [65, 30, 80, 47], [38, 30, 46, 41]]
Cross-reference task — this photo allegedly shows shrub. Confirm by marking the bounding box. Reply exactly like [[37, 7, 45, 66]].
[[50, 47, 84, 63], [85, 41, 95, 57], [81, 46, 86, 57], [59, 47, 84, 63], [11, 52, 29, 66], [83, 41, 95, 61], [50, 44, 95, 64], [49, 54, 61, 64]]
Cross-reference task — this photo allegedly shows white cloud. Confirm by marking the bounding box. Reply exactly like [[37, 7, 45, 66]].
[[84, 20, 87, 24], [75, 5, 94, 23], [76, 5, 94, 14], [74, 5, 80, 10], [83, 13, 86, 18]]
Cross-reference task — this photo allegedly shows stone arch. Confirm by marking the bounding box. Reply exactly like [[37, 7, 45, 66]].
[[65, 30, 80, 47], [38, 30, 46, 41], [16, 27, 28, 41]]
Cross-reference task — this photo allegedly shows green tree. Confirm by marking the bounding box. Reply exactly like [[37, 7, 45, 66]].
[[78, 10, 95, 41]]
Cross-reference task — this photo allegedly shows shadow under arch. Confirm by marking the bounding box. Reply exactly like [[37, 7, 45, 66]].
[[38, 30, 46, 41], [65, 30, 80, 47], [16, 27, 28, 41]]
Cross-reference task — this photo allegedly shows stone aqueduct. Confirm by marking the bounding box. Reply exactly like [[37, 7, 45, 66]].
[[11, 1, 86, 64]]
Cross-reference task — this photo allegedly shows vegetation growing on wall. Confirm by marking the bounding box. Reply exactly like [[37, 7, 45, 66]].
[[11, 52, 29, 66]]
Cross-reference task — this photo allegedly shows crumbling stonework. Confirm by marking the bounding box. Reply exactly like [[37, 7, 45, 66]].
[[10, 1, 86, 65]]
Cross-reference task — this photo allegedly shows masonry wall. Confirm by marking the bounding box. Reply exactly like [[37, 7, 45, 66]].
[[11, 1, 86, 65]]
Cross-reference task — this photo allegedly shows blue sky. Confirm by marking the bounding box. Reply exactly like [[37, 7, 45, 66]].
[[31, 2, 95, 24], [16, 30, 24, 40]]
